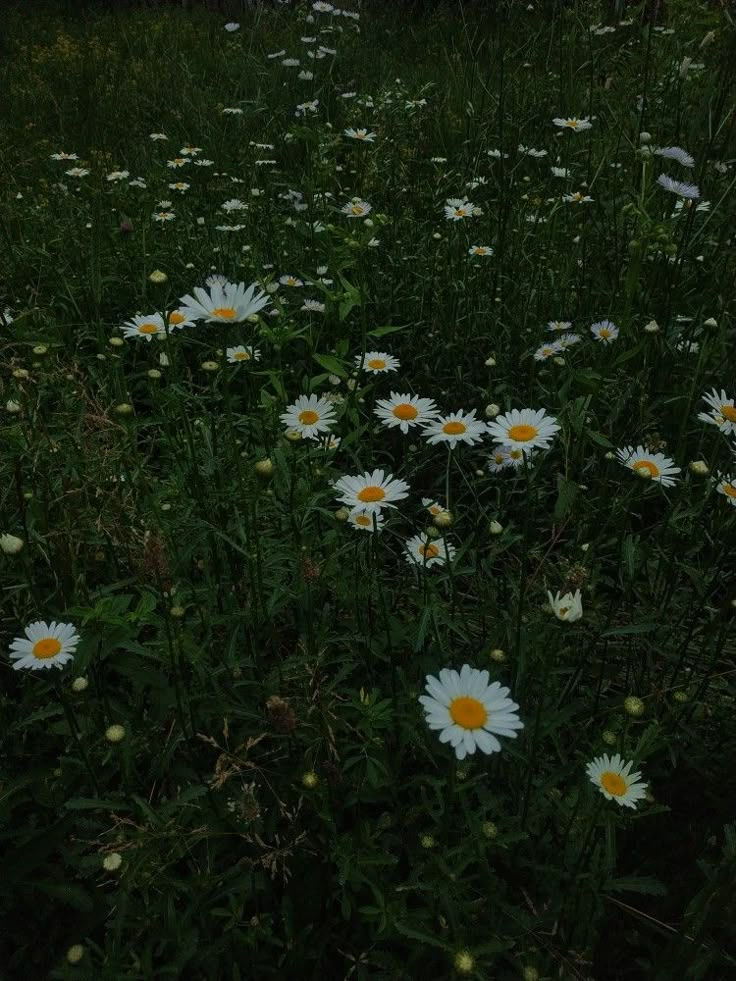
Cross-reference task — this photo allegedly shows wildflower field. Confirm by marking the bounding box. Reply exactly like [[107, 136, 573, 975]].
[[2, 0, 736, 977]]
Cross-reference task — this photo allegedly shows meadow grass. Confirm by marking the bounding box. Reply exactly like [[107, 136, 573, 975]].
[[1, 0, 735, 978]]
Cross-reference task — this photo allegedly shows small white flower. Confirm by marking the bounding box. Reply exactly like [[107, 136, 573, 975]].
[[9, 621, 81, 671], [404, 534, 456, 569], [552, 116, 593, 132], [656, 174, 700, 199], [547, 589, 583, 622], [280, 394, 337, 440], [586, 754, 647, 809]]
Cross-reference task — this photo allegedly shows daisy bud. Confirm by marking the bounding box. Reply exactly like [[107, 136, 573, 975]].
[[284, 429, 302, 442], [114, 402, 134, 416], [334, 508, 350, 522], [453, 950, 476, 975], [602, 730, 617, 746], [433, 510, 453, 529], [489, 520, 503, 535], [484, 403, 500, 418], [346, 378, 357, 391], [254, 458, 274, 478], [148, 269, 168, 284], [553, 356, 565, 366], [6, 400, 21, 414], [169, 606, 185, 618], [432, 232, 442, 240], [0, 533, 24, 554], [159, 353, 170, 367], [426, 525, 440, 539], [301, 770, 319, 789], [328, 374, 341, 386], [33, 344, 48, 355], [66, 945, 85, 965], [489, 648, 506, 663], [581, 542, 590, 552], [484, 356, 496, 367], [604, 451, 615, 460], [689, 460, 709, 476], [481, 820, 498, 839], [72, 676, 89, 693], [624, 695, 645, 718], [147, 369, 162, 379], [419, 833, 436, 849], [523, 969, 540, 981], [13, 368, 30, 380], [105, 724, 126, 743], [102, 852, 123, 872], [703, 317, 718, 328], [110, 336, 124, 347], [639, 131, 652, 144], [673, 690, 689, 703], [201, 360, 219, 372]]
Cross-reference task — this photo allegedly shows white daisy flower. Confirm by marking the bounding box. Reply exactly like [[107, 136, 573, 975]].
[[166, 157, 191, 169], [121, 313, 166, 340], [168, 182, 190, 192], [486, 447, 513, 473], [552, 116, 593, 132], [348, 509, 384, 532], [405, 533, 456, 568], [421, 498, 448, 517], [166, 309, 195, 330], [205, 274, 230, 288], [563, 191, 593, 204], [468, 245, 494, 257], [106, 170, 129, 182], [534, 342, 563, 361], [374, 392, 439, 434], [487, 408, 560, 453], [548, 589, 583, 622], [656, 174, 700, 199], [556, 333, 582, 349], [341, 198, 372, 218], [50, 151, 79, 160], [333, 469, 410, 514], [65, 167, 90, 177], [344, 128, 377, 142], [279, 275, 304, 288], [301, 299, 325, 313], [616, 445, 681, 487], [152, 210, 176, 223], [227, 345, 260, 364], [654, 146, 695, 168], [546, 320, 572, 333], [149, 133, 168, 141], [280, 394, 337, 440], [355, 351, 400, 374], [716, 475, 736, 506], [419, 665, 524, 761], [178, 281, 270, 324], [443, 198, 478, 220], [9, 620, 80, 671], [422, 409, 487, 448], [591, 320, 619, 343], [222, 108, 244, 115], [674, 198, 710, 215], [551, 166, 570, 178], [222, 198, 247, 213], [698, 389, 736, 435], [586, 754, 647, 809], [224, 22, 240, 31]]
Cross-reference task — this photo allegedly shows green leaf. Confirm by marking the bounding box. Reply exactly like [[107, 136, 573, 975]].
[[313, 353, 348, 378], [395, 920, 452, 952], [605, 875, 667, 896], [554, 478, 578, 522], [367, 324, 408, 338], [587, 430, 614, 448]]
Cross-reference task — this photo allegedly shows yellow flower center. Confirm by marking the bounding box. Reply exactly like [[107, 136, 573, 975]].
[[449, 696, 487, 729], [356, 132, 366, 139], [357, 485, 385, 503], [233, 351, 250, 361], [443, 421, 466, 436], [298, 409, 320, 425], [473, 247, 485, 254], [351, 205, 365, 215], [212, 307, 237, 319], [367, 358, 386, 370], [393, 403, 418, 421], [354, 514, 372, 527], [633, 460, 659, 478], [419, 543, 440, 560], [600, 771, 628, 796], [455, 208, 466, 217], [721, 405, 736, 422], [599, 329, 611, 338], [508, 424, 538, 442], [32, 637, 62, 659], [286, 278, 298, 286], [169, 312, 186, 325], [722, 483, 736, 498], [567, 119, 579, 128], [138, 323, 159, 334]]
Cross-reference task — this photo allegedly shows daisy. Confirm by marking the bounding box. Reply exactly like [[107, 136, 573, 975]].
[[224, 22, 240, 31], [222, 198, 247, 212], [341, 199, 372, 218], [344, 128, 377, 142], [374, 393, 439, 434], [418, 665, 524, 761], [50, 151, 78, 160], [422, 409, 487, 448], [556, 333, 582, 349], [422, 498, 448, 518], [546, 320, 572, 333], [333, 469, 410, 514], [168, 182, 190, 192], [355, 351, 400, 374], [178, 281, 270, 324], [698, 389, 736, 435], [616, 445, 681, 487], [487, 408, 560, 453], [486, 447, 513, 473], [149, 133, 168, 141], [166, 157, 191, 168], [280, 394, 336, 439], [167, 309, 195, 329], [227, 345, 260, 364], [106, 170, 129, 182], [301, 299, 325, 313], [563, 191, 593, 204], [655, 146, 695, 168], [121, 314, 166, 340], [468, 245, 494, 257], [548, 589, 583, 622], [222, 107, 244, 114], [9, 620, 80, 671], [553, 116, 593, 132], [152, 210, 176, 222], [348, 509, 384, 532], [534, 342, 563, 361], [405, 533, 456, 569], [674, 198, 710, 215], [206, 273, 230, 288], [586, 754, 647, 809], [443, 198, 477, 220], [279, 275, 304, 288], [656, 174, 700, 199], [65, 167, 90, 177], [717, 476, 736, 506], [591, 320, 619, 343]]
